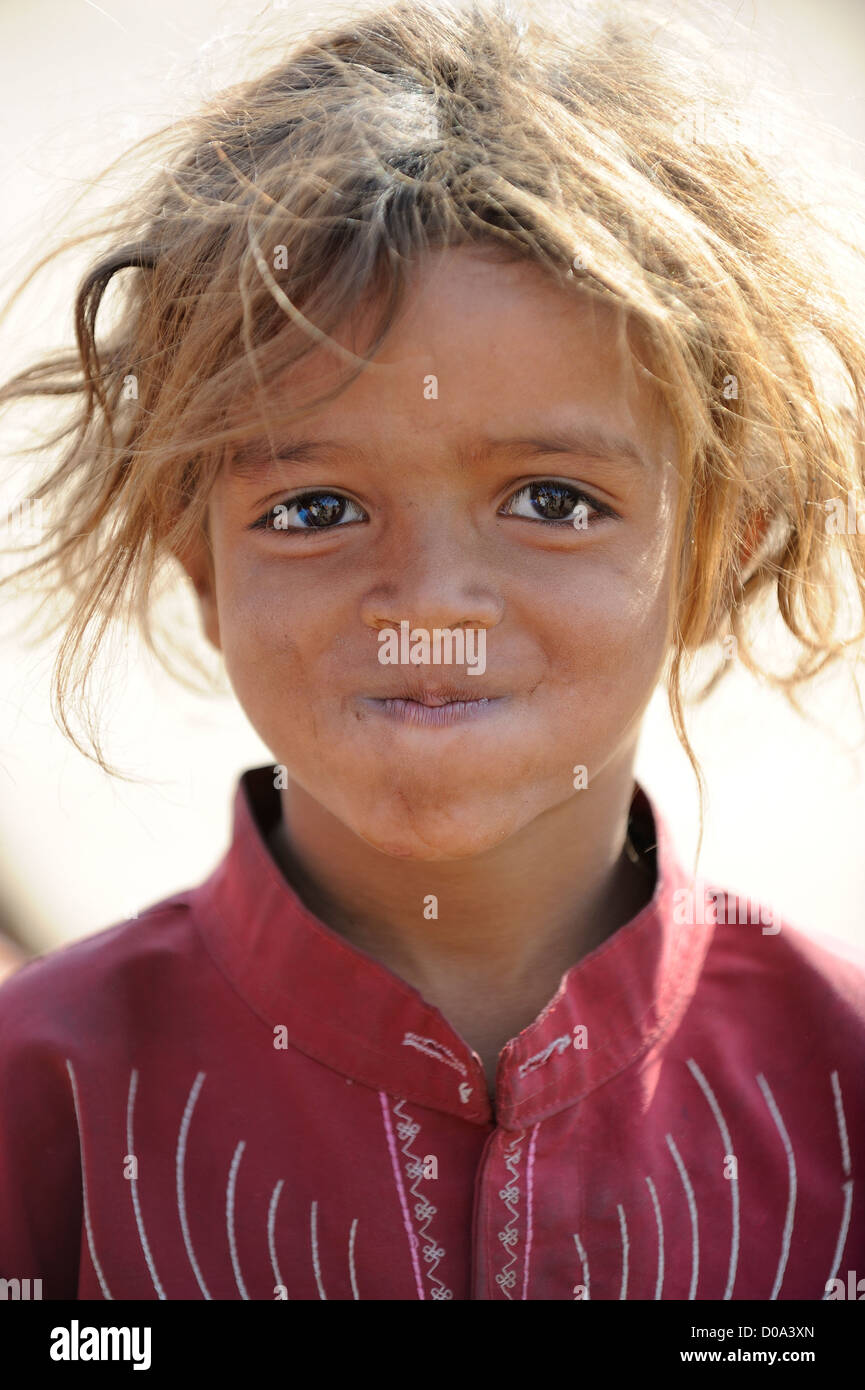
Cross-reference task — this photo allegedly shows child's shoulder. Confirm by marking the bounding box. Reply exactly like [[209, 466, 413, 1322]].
[[775, 911, 865, 996], [705, 886, 865, 1020], [0, 890, 199, 1050], [773, 916, 865, 1007]]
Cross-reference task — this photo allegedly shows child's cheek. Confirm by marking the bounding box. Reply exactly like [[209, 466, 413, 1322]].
[[214, 553, 330, 720]]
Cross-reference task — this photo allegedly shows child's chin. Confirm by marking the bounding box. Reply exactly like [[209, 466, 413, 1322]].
[[353, 811, 518, 861]]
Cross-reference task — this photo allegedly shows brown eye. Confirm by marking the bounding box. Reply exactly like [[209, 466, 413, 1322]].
[[252, 491, 366, 531], [501, 481, 612, 525]]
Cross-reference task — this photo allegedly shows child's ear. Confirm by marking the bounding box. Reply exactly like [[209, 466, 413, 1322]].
[[171, 531, 221, 652]]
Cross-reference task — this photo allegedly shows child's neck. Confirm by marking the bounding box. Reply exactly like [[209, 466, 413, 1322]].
[[267, 771, 655, 1101]]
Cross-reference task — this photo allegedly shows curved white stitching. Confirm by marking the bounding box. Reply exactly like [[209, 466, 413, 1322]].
[[348, 1218, 360, 1301], [687, 1058, 739, 1300], [824, 1071, 854, 1298], [644, 1176, 664, 1300], [823, 1182, 854, 1299], [66, 1058, 112, 1300], [310, 1199, 327, 1300], [268, 1179, 287, 1297], [756, 1073, 796, 1301], [176, 1071, 210, 1299], [617, 1203, 629, 1301], [666, 1133, 699, 1300], [572, 1232, 590, 1300], [126, 1069, 165, 1299], [831, 1070, 851, 1176], [226, 1141, 249, 1299]]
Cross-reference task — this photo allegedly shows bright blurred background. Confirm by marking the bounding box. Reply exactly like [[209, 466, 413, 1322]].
[[0, 0, 864, 970]]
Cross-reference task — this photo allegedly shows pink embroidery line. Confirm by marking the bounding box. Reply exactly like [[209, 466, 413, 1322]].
[[379, 1091, 425, 1300], [521, 1123, 541, 1300]]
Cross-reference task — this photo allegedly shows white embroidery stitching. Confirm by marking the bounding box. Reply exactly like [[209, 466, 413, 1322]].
[[666, 1132, 699, 1300], [617, 1203, 629, 1301], [687, 1057, 739, 1300], [66, 1058, 112, 1301], [518, 1034, 571, 1078], [757, 1072, 797, 1301], [226, 1140, 249, 1299], [401, 1033, 468, 1077], [310, 1199, 327, 1300], [824, 1070, 854, 1298], [495, 1131, 525, 1298], [379, 1092, 425, 1299], [348, 1217, 360, 1301], [392, 1098, 453, 1299], [644, 1176, 664, 1300], [572, 1231, 590, 1300], [126, 1069, 165, 1299], [268, 1179, 287, 1297], [176, 1071, 211, 1300]]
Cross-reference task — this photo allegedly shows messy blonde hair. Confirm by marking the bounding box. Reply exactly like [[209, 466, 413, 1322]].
[[2, 0, 865, 861]]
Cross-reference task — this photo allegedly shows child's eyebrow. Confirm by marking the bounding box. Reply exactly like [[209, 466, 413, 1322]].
[[227, 423, 649, 480], [229, 438, 348, 480]]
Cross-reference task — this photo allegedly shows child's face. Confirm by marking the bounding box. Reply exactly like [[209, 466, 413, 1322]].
[[191, 247, 682, 859]]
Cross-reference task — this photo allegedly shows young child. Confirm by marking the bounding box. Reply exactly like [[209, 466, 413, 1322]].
[[1, 0, 864, 1302]]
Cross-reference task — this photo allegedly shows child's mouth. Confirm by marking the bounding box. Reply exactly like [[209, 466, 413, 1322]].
[[362, 686, 505, 727]]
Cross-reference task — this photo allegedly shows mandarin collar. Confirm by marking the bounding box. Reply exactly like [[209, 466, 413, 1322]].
[[190, 767, 713, 1129]]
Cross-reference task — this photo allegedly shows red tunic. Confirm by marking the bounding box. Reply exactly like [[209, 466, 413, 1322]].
[[1, 766, 863, 1300]]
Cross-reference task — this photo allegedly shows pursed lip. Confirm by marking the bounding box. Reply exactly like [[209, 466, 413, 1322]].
[[358, 681, 508, 728], [359, 694, 504, 728], [367, 681, 499, 706]]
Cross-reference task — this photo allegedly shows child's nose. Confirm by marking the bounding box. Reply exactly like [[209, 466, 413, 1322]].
[[358, 497, 508, 633], [359, 535, 502, 636], [362, 588, 501, 637]]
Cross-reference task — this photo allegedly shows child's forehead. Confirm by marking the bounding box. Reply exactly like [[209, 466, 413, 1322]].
[[231, 248, 675, 457]]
